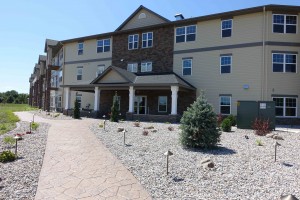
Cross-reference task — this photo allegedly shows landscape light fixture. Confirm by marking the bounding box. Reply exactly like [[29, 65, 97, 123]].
[[32, 114, 35, 123], [29, 121, 32, 134], [14, 135, 21, 158], [103, 115, 106, 130], [274, 141, 281, 162], [164, 150, 174, 175], [123, 129, 126, 145], [280, 194, 299, 200]]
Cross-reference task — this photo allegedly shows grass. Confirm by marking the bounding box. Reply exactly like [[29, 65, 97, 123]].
[[0, 103, 37, 135]]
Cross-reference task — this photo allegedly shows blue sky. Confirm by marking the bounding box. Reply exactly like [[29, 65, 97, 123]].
[[1, 0, 300, 94]]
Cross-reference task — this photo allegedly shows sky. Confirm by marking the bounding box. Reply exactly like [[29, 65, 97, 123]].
[[1, 0, 300, 94]]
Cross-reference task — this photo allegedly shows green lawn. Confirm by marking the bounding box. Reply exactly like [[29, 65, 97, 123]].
[[0, 104, 37, 135]]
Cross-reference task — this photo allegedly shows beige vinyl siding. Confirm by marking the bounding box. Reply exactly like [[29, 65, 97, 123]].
[[68, 91, 95, 110], [174, 12, 264, 51], [97, 70, 126, 83], [64, 39, 112, 62], [121, 9, 167, 30], [266, 11, 300, 43], [64, 60, 111, 85], [174, 46, 263, 115]]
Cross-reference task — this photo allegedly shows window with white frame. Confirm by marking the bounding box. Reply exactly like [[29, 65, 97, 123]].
[[58, 70, 63, 82], [220, 96, 231, 115], [158, 96, 167, 112], [273, 14, 297, 34], [273, 97, 297, 117], [96, 65, 105, 77], [113, 96, 121, 111], [56, 96, 62, 108], [78, 42, 83, 55], [77, 67, 83, 80], [176, 25, 196, 43], [127, 63, 138, 72], [142, 32, 153, 48], [272, 53, 297, 73], [220, 55, 232, 74], [182, 58, 192, 75], [76, 94, 82, 109], [221, 19, 232, 37], [128, 34, 139, 50], [141, 62, 152, 72], [97, 39, 110, 53]]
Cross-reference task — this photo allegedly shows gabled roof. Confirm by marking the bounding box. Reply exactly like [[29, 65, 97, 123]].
[[115, 5, 170, 31], [91, 66, 136, 84]]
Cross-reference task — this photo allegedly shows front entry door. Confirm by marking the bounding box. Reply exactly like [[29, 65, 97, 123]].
[[134, 96, 147, 114]]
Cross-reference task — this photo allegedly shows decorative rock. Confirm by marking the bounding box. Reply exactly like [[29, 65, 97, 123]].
[[266, 133, 275, 138], [273, 135, 284, 140], [151, 129, 158, 133], [144, 126, 154, 129], [202, 161, 215, 169], [117, 127, 124, 132]]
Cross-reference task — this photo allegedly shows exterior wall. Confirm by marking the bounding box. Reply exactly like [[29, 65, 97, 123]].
[[112, 26, 174, 73], [121, 9, 167, 30], [70, 91, 95, 110]]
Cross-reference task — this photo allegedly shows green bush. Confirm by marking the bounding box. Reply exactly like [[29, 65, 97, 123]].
[[73, 99, 80, 119], [3, 136, 15, 146], [227, 115, 236, 126], [31, 122, 39, 130], [180, 91, 221, 149], [0, 150, 16, 163], [221, 118, 232, 132]]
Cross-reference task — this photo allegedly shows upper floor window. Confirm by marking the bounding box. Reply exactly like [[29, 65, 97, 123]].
[[142, 32, 153, 48], [272, 53, 297, 73], [221, 19, 232, 37], [220, 96, 231, 115], [273, 14, 297, 34], [182, 58, 192, 75], [97, 39, 110, 53], [77, 67, 83, 80], [273, 97, 297, 117], [78, 42, 83, 55], [220, 55, 232, 74], [127, 63, 138, 72], [96, 65, 105, 77], [141, 62, 152, 72], [176, 25, 196, 43], [128, 34, 139, 50]]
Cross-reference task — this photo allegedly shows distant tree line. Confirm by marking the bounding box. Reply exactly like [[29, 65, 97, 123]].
[[0, 90, 29, 104]]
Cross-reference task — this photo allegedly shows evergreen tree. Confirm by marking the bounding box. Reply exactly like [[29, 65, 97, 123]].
[[73, 99, 80, 119], [180, 91, 221, 149], [110, 91, 119, 122]]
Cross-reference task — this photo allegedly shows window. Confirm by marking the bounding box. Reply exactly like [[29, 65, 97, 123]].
[[176, 25, 196, 43], [78, 42, 83, 55], [272, 53, 297, 73], [97, 39, 110, 53], [96, 65, 105, 77], [220, 96, 231, 115], [273, 97, 297, 117], [128, 34, 139, 50], [113, 96, 121, 111], [56, 96, 62, 108], [77, 67, 83, 80], [142, 32, 153, 48], [158, 96, 167, 112], [220, 56, 232, 74], [221, 19, 232, 37], [141, 62, 152, 72], [273, 14, 297, 34], [58, 70, 63, 82], [182, 58, 192, 75], [127, 63, 138, 72], [76, 94, 82, 109]]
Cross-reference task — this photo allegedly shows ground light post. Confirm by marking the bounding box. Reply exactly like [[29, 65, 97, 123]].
[[103, 115, 106, 130], [123, 129, 126, 145], [274, 141, 281, 162], [164, 150, 173, 175], [32, 114, 35, 123], [14, 135, 20, 158]]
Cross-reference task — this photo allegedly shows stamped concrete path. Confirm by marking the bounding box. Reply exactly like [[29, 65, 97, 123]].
[[15, 112, 151, 200]]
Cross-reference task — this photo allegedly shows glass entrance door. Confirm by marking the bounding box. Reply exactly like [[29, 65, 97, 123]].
[[134, 96, 147, 114]]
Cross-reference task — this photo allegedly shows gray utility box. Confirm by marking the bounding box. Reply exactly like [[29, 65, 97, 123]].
[[237, 101, 275, 129]]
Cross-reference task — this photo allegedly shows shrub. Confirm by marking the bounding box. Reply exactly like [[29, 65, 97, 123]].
[[0, 151, 16, 163], [0, 124, 6, 130], [31, 122, 39, 130], [142, 130, 149, 136], [180, 91, 221, 149], [221, 118, 232, 132], [168, 126, 174, 131], [3, 136, 15, 146], [73, 99, 80, 119], [227, 115, 237, 126], [252, 118, 271, 136], [133, 121, 140, 127], [217, 113, 223, 127], [256, 139, 263, 146], [110, 92, 119, 122]]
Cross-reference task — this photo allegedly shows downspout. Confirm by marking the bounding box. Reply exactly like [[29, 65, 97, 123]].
[[262, 6, 266, 100]]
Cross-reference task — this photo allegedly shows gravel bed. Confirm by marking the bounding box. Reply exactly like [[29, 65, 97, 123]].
[[90, 121, 300, 200], [30, 110, 72, 120], [0, 121, 49, 200]]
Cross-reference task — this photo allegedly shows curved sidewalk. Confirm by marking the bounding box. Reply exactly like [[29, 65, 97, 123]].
[[15, 112, 151, 200]]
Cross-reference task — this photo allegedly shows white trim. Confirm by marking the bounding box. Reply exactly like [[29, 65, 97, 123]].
[[97, 38, 111, 53], [134, 96, 147, 115], [127, 63, 138, 72], [158, 96, 167, 112], [77, 66, 83, 80], [272, 14, 298, 34], [175, 25, 197, 43], [272, 97, 297, 117], [272, 53, 297, 73], [182, 58, 192, 76], [128, 34, 139, 50], [220, 55, 232, 74], [96, 65, 105, 77], [141, 61, 152, 72], [142, 32, 153, 48], [221, 19, 233, 38], [78, 42, 83, 55], [219, 96, 231, 115]]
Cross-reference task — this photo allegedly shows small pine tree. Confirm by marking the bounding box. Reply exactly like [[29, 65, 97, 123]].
[[180, 91, 221, 149], [110, 91, 119, 122], [73, 99, 80, 119]]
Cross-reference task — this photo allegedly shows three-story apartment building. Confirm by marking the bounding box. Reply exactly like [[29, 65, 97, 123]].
[[29, 4, 300, 123]]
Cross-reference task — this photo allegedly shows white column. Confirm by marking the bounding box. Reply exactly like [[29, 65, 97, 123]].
[[128, 86, 135, 112], [94, 87, 100, 111], [64, 87, 70, 110], [171, 86, 179, 115]]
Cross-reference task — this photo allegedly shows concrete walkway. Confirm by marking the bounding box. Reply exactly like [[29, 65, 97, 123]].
[[15, 112, 151, 200]]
